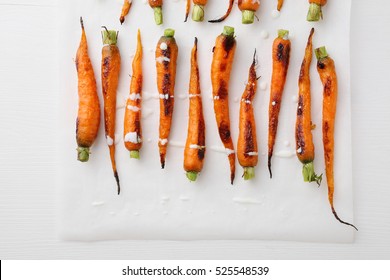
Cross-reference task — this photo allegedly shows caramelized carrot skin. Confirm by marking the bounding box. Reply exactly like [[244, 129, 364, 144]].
[[184, 38, 205, 173], [209, 0, 234, 23], [120, 0, 132, 24], [149, 0, 163, 7], [277, 0, 284, 11], [76, 26, 100, 148], [194, 0, 207, 4], [238, 0, 260, 11], [268, 35, 291, 176], [156, 35, 178, 168], [211, 33, 236, 184], [124, 30, 143, 152], [317, 56, 337, 206], [309, 0, 327, 5], [296, 28, 315, 164], [237, 57, 258, 168]]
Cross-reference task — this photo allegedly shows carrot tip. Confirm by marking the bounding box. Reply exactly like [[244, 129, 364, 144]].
[[192, 5, 205, 22], [268, 157, 273, 179], [130, 150, 140, 159], [120, 16, 125, 24], [77, 147, 90, 162], [186, 171, 198, 182], [114, 171, 120, 195], [243, 167, 255, 180], [242, 10, 255, 24], [307, 3, 322, 22], [331, 207, 358, 231]]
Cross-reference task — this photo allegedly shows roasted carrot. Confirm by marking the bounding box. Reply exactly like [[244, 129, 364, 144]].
[[268, 29, 291, 178], [149, 0, 163, 25], [238, 0, 260, 24], [316, 46, 358, 230], [211, 26, 237, 184], [209, 0, 234, 23], [184, 38, 206, 181], [75, 17, 100, 162], [185, 0, 191, 22], [124, 29, 143, 159], [156, 29, 178, 169], [295, 28, 322, 186], [192, 0, 208, 22], [307, 0, 327, 21], [277, 0, 284, 11], [119, 0, 132, 24], [237, 50, 258, 180], [101, 27, 121, 194]]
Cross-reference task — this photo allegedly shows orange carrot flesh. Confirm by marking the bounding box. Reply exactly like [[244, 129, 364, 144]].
[[295, 28, 322, 186], [192, 0, 208, 22], [211, 26, 236, 184], [184, 38, 206, 182], [316, 46, 357, 231], [237, 50, 258, 180], [101, 28, 121, 194], [209, 0, 234, 23], [120, 0, 132, 24], [185, 0, 191, 22], [75, 17, 100, 162], [307, 0, 327, 21], [156, 29, 178, 169], [238, 0, 260, 24], [268, 29, 291, 178], [124, 29, 143, 159], [149, 0, 163, 25], [277, 0, 284, 11]]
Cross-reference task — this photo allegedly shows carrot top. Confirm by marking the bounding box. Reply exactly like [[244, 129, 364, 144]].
[[101, 27, 118, 45]]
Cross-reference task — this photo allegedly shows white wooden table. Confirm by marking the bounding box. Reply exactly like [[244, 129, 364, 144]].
[[0, 0, 389, 259]]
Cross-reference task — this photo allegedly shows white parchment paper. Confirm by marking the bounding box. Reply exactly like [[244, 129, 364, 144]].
[[58, 0, 354, 242]]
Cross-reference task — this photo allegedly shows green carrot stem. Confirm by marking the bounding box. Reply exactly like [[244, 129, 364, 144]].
[[302, 162, 323, 186], [101, 27, 118, 45], [315, 46, 328, 60], [243, 167, 255, 180], [164, 28, 175, 37], [130, 150, 140, 159], [307, 3, 322, 22], [242, 10, 255, 24], [278, 29, 289, 39], [186, 171, 198, 182], [153, 7, 163, 25], [222, 26, 235, 37], [192, 4, 205, 22], [77, 147, 90, 162]]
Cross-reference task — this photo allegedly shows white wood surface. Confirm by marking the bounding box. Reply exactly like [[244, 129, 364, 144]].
[[0, 0, 389, 259]]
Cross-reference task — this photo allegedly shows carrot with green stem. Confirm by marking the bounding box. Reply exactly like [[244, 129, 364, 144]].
[[192, 0, 208, 22], [238, 0, 260, 24], [184, 38, 206, 181], [307, 0, 327, 21], [295, 28, 322, 186], [268, 29, 291, 179], [124, 29, 143, 159], [156, 29, 178, 169], [101, 27, 121, 194], [211, 26, 237, 184], [237, 50, 258, 180], [316, 46, 358, 231], [149, 0, 163, 25], [209, 0, 234, 23], [75, 17, 100, 162], [120, 0, 132, 24], [277, 0, 284, 11]]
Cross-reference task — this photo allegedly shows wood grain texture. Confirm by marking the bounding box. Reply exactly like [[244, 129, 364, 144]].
[[0, 0, 389, 259]]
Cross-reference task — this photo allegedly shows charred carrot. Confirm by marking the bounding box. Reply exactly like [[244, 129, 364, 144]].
[[124, 29, 143, 159], [295, 28, 322, 186], [75, 17, 100, 162], [238, 0, 260, 24], [156, 29, 178, 169], [184, 38, 206, 181], [149, 0, 163, 25], [268, 29, 291, 178], [192, 0, 208, 22], [211, 26, 237, 184], [237, 50, 258, 180], [185, 0, 191, 22], [101, 27, 121, 194], [120, 0, 132, 24], [277, 0, 284, 11], [316, 46, 358, 230], [209, 0, 234, 23], [307, 0, 327, 21]]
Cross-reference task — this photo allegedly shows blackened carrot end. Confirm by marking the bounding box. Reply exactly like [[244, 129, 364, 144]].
[[80, 16, 84, 29], [331, 206, 358, 231], [120, 16, 125, 25], [268, 156, 273, 179], [77, 147, 90, 162], [160, 154, 166, 169], [230, 172, 235, 185], [114, 171, 120, 195]]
